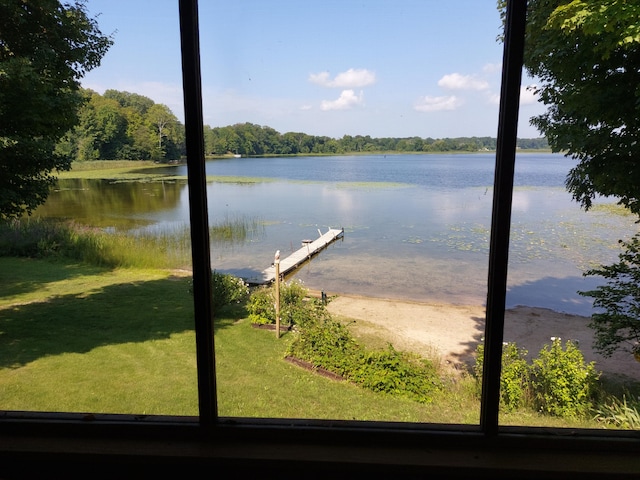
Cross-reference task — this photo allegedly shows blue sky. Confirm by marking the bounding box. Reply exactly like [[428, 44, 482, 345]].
[[82, 1, 544, 139]]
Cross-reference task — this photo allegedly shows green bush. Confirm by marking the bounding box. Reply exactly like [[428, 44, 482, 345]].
[[287, 315, 359, 375], [246, 286, 275, 325], [287, 314, 441, 404], [210, 270, 249, 309], [247, 280, 321, 326], [500, 342, 531, 411], [531, 338, 601, 418], [351, 345, 441, 404], [279, 280, 309, 326], [474, 341, 530, 411]]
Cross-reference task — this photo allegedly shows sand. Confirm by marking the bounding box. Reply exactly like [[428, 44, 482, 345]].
[[325, 293, 640, 382]]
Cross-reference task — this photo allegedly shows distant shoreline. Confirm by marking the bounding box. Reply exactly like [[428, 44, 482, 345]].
[[205, 148, 556, 160]]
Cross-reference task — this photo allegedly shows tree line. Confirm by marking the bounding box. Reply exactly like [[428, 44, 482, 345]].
[[204, 123, 548, 156], [56, 89, 185, 162], [57, 89, 548, 163]]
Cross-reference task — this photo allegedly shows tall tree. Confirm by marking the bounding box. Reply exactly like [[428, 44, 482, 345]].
[[0, 0, 112, 218], [103, 89, 154, 115], [506, 0, 640, 357], [146, 103, 181, 161], [517, 0, 640, 213]]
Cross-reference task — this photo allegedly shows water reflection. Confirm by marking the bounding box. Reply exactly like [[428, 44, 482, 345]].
[[34, 154, 640, 315], [36, 178, 185, 230]]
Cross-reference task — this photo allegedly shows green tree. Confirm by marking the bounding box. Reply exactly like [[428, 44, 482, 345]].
[[145, 103, 181, 161], [103, 89, 154, 115], [514, 0, 640, 214], [504, 1, 640, 357], [103, 90, 156, 159], [579, 234, 640, 358], [89, 93, 128, 159], [0, 0, 112, 219]]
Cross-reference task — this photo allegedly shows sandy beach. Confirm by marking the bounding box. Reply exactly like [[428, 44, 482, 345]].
[[325, 293, 640, 382]]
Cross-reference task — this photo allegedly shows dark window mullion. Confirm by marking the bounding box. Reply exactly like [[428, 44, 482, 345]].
[[178, 0, 217, 425], [481, 0, 527, 436]]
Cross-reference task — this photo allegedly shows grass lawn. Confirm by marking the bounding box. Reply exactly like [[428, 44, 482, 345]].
[[0, 256, 621, 427], [0, 256, 476, 421], [0, 257, 198, 415]]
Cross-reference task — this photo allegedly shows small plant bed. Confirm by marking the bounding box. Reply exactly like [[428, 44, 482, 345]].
[[247, 280, 311, 326], [286, 313, 443, 404], [246, 279, 443, 404]]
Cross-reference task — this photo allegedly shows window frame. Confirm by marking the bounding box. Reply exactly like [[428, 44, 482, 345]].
[[1, 0, 639, 476]]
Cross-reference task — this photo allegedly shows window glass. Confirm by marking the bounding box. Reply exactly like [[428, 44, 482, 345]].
[[499, 3, 640, 427], [0, 1, 198, 415], [198, 0, 507, 423]]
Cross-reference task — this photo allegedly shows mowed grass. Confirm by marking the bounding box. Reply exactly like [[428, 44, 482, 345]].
[[0, 257, 198, 415], [0, 256, 621, 428], [0, 256, 479, 422]]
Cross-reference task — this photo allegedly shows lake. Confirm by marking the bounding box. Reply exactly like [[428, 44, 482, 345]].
[[37, 153, 639, 316]]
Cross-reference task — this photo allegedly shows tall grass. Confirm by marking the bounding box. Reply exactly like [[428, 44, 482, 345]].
[[0, 218, 191, 269], [0, 215, 264, 270], [210, 213, 264, 244]]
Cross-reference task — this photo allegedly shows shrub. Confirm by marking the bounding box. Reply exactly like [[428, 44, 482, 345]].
[[530, 338, 601, 418], [474, 341, 530, 411], [350, 345, 441, 404], [247, 280, 323, 326], [500, 342, 531, 411], [246, 286, 275, 325], [287, 315, 441, 404], [210, 270, 249, 309], [286, 315, 358, 374], [279, 280, 309, 326]]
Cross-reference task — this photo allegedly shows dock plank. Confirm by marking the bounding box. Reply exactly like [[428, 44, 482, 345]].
[[247, 228, 344, 285]]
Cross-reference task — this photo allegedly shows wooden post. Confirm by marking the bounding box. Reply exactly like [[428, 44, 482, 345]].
[[274, 250, 281, 338]]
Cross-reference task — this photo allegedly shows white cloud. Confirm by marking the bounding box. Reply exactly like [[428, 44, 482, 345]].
[[310, 68, 376, 88], [320, 90, 364, 111], [300, 104, 313, 111], [483, 63, 502, 74], [414, 95, 462, 112], [520, 84, 539, 105], [438, 73, 489, 91], [309, 71, 331, 86]]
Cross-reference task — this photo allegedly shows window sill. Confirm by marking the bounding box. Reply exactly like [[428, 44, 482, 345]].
[[1, 413, 639, 479]]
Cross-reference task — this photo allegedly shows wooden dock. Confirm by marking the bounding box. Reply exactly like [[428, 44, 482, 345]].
[[247, 228, 344, 285]]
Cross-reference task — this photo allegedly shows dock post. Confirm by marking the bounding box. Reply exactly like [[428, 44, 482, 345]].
[[274, 250, 281, 338]]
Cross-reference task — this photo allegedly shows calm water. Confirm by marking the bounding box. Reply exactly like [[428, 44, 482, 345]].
[[38, 153, 639, 315]]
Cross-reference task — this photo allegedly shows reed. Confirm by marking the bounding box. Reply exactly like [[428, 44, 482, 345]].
[[0, 214, 263, 270], [210, 213, 264, 244]]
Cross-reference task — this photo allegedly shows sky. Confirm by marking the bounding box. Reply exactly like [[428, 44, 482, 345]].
[[81, 0, 545, 139]]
